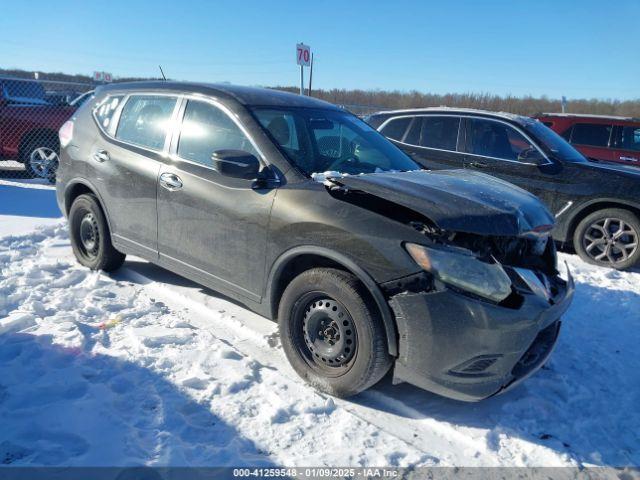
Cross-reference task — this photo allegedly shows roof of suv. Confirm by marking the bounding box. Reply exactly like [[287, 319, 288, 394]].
[[97, 81, 340, 110], [371, 107, 532, 125], [536, 112, 640, 122]]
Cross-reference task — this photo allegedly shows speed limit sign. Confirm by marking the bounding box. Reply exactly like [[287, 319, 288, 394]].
[[296, 43, 311, 66]]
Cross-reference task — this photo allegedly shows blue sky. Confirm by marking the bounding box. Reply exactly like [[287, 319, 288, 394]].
[[2, 0, 638, 100]]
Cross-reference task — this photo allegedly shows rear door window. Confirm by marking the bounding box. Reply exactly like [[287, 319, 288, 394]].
[[619, 126, 640, 152], [115, 95, 177, 150], [570, 123, 612, 147], [380, 117, 411, 141], [416, 116, 460, 151], [466, 118, 536, 162]]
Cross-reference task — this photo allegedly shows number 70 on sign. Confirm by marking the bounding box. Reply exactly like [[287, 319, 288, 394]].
[[296, 43, 311, 66]]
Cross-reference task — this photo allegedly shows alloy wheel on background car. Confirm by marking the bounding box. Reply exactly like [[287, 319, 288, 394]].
[[582, 217, 639, 266], [28, 146, 59, 181]]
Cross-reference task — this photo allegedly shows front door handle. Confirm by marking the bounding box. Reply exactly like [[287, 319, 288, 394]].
[[620, 156, 638, 163], [469, 160, 488, 168], [92, 149, 109, 163], [159, 172, 183, 191]]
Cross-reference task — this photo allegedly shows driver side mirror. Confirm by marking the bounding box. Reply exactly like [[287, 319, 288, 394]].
[[211, 149, 261, 180], [517, 147, 546, 165]]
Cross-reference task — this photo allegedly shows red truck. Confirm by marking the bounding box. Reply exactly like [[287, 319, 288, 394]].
[[536, 113, 640, 167], [0, 78, 78, 181]]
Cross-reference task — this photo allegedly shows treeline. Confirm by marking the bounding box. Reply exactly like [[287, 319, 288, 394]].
[[0, 68, 158, 85], [274, 86, 640, 118], [2, 68, 638, 117]]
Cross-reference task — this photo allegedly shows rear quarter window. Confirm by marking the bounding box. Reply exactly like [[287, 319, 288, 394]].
[[93, 95, 125, 133]]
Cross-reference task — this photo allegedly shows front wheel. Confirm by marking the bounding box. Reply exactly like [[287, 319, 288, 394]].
[[69, 194, 126, 272], [573, 208, 640, 270], [278, 268, 392, 397]]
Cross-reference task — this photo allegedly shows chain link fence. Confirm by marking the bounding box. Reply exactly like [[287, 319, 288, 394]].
[[0, 76, 93, 184]]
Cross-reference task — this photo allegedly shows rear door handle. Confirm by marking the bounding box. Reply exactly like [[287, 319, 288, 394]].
[[159, 172, 183, 191], [469, 160, 488, 168], [620, 156, 638, 163], [92, 149, 109, 163]]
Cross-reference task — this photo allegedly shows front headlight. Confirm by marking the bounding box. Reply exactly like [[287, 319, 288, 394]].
[[405, 243, 512, 303]]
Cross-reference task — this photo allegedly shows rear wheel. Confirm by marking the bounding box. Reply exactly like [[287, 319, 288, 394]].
[[69, 194, 125, 272], [22, 136, 59, 183], [573, 208, 640, 270], [278, 268, 392, 397]]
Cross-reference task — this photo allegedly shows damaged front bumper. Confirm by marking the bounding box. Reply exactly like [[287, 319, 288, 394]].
[[387, 266, 574, 402]]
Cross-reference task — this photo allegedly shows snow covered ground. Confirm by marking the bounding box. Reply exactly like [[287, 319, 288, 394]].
[[0, 179, 638, 468]]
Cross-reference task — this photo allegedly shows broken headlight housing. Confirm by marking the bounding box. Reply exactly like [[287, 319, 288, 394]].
[[405, 242, 512, 303]]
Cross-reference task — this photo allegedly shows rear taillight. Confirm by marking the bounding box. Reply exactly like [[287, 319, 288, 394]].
[[59, 120, 74, 148]]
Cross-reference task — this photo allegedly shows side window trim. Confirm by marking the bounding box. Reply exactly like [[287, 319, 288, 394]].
[[94, 92, 182, 155], [401, 116, 419, 143], [462, 116, 552, 166], [563, 125, 574, 143], [169, 95, 268, 171]]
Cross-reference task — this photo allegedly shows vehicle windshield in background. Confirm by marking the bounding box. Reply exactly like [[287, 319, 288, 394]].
[[526, 119, 587, 163], [1, 79, 48, 104], [252, 107, 421, 176]]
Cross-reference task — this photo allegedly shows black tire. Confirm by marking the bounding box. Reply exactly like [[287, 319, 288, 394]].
[[573, 208, 640, 270], [278, 268, 392, 397], [21, 136, 59, 182], [69, 194, 126, 272]]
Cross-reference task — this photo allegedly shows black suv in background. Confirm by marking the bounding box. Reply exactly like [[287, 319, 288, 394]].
[[57, 83, 573, 401], [367, 108, 640, 270]]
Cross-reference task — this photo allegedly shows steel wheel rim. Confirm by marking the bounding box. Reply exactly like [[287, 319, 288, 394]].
[[29, 147, 59, 178], [79, 213, 100, 257], [583, 217, 638, 265], [296, 294, 358, 376]]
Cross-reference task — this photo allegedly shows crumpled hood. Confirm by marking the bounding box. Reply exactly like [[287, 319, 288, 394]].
[[331, 170, 554, 237]]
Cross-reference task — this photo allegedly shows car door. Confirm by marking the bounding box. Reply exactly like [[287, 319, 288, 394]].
[[567, 122, 616, 163], [380, 115, 464, 170], [613, 125, 640, 166], [461, 117, 571, 213], [91, 93, 179, 258], [157, 98, 277, 302]]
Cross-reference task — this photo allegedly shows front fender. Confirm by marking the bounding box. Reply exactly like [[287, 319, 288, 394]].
[[266, 245, 399, 357]]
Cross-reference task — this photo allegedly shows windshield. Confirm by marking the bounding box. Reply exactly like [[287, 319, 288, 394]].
[[525, 119, 587, 163], [2, 80, 46, 101], [252, 107, 421, 176]]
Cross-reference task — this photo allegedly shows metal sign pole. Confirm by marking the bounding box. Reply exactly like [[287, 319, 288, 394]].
[[300, 64, 304, 96], [308, 53, 314, 96]]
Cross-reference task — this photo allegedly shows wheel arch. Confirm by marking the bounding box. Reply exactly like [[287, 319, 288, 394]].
[[64, 179, 114, 234], [267, 246, 398, 357], [565, 199, 640, 243]]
